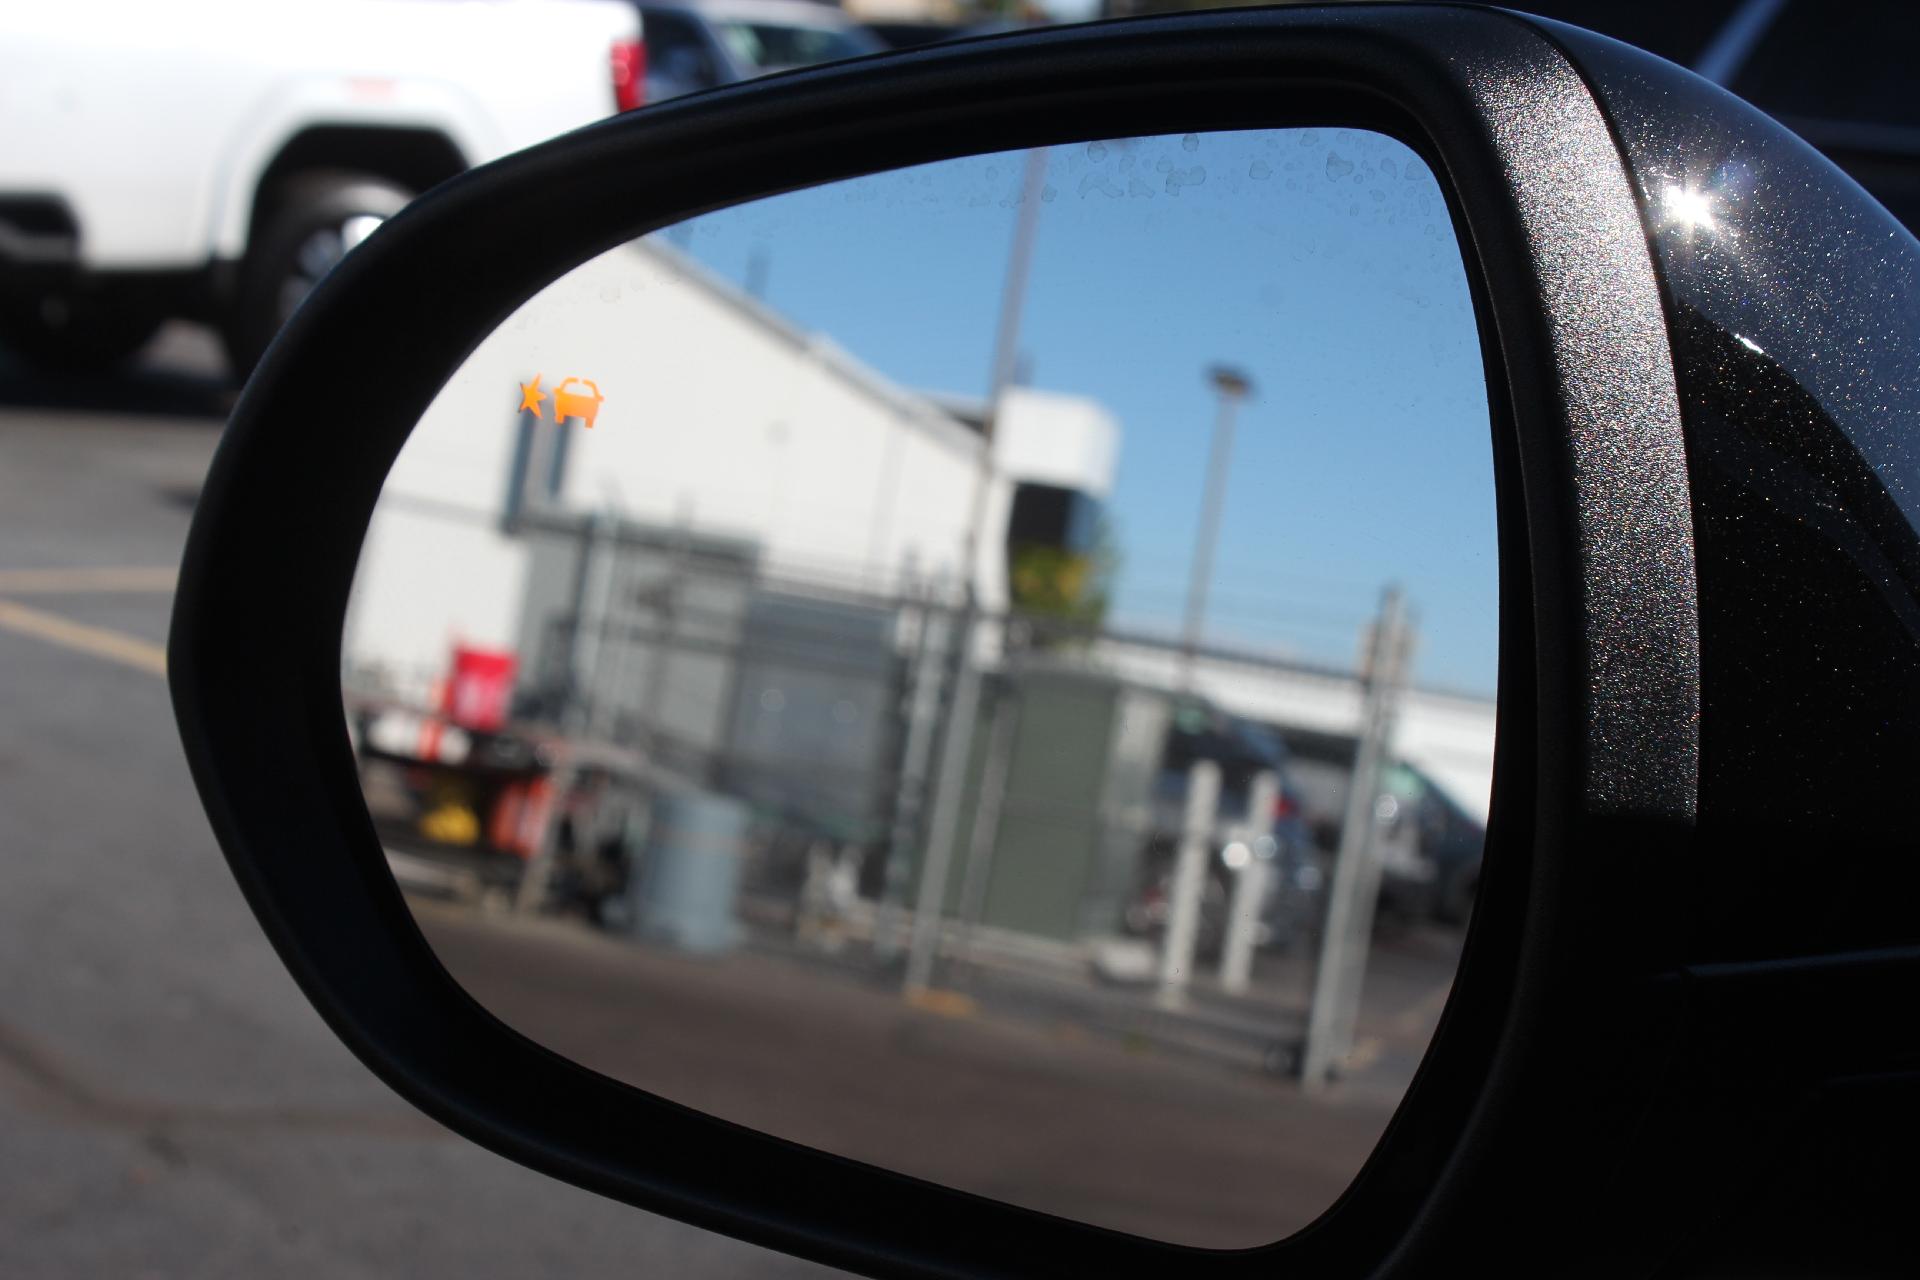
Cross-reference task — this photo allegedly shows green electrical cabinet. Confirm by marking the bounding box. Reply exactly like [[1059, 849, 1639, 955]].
[[935, 665, 1171, 944]]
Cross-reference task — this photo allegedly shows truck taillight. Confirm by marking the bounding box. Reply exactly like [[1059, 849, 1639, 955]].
[[611, 37, 646, 113]]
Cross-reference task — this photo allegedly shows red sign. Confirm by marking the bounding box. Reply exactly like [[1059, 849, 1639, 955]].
[[443, 644, 518, 732]]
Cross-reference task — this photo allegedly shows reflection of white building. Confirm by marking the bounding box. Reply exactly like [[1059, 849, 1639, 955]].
[[344, 236, 1120, 693], [343, 233, 1496, 826]]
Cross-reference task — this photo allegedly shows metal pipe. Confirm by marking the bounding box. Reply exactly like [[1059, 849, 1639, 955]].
[[1157, 759, 1221, 1008], [1301, 586, 1412, 1088], [1219, 769, 1279, 994]]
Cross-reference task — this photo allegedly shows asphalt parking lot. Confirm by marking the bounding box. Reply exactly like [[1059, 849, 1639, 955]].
[[0, 325, 1457, 1274], [414, 891, 1457, 1249], [0, 328, 840, 1279]]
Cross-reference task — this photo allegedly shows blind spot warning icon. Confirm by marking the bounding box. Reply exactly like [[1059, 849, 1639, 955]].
[[517, 374, 546, 417], [554, 378, 604, 428], [517, 375, 603, 428]]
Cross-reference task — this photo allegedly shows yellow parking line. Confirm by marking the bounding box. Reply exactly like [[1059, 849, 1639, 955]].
[[1343, 1037, 1385, 1073], [904, 987, 979, 1019], [0, 566, 177, 594], [0, 597, 167, 677]]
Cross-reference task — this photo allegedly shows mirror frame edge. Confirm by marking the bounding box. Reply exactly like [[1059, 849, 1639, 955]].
[[166, 7, 1697, 1277]]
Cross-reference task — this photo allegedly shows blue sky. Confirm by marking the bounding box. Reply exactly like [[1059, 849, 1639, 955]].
[[673, 129, 1498, 694]]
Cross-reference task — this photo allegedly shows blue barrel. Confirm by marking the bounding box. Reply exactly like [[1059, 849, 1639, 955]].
[[628, 789, 749, 953]]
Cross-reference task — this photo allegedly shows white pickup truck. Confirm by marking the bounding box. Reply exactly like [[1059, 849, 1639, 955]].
[[0, 0, 643, 376]]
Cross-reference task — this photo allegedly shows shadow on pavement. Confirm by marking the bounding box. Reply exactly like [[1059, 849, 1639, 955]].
[[0, 324, 236, 422]]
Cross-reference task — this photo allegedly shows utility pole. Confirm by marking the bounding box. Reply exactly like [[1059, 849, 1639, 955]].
[[1180, 365, 1253, 689], [903, 147, 1049, 998], [1301, 586, 1414, 1090]]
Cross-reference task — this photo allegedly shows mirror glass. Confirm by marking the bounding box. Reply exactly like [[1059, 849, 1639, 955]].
[[344, 128, 1495, 1248]]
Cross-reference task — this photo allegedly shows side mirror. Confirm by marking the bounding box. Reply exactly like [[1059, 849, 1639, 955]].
[[169, 7, 1920, 1276]]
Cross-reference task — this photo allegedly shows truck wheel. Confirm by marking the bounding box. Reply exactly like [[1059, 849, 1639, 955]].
[[0, 291, 163, 371], [225, 174, 411, 379]]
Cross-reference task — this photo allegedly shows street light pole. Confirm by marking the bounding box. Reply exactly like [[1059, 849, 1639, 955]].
[[1180, 364, 1253, 688]]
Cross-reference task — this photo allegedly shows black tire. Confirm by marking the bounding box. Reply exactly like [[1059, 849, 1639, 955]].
[[0, 290, 163, 372], [224, 173, 412, 379]]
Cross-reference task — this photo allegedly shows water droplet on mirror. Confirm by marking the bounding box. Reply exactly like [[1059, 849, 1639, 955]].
[[1325, 152, 1353, 180], [1182, 133, 1200, 152], [1249, 159, 1272, 180], [1086, 141, 1108, 162], [1164, 165, 1206, 196]]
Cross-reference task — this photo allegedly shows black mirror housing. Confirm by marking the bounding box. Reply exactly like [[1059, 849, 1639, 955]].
[[168, 6, 1920, 1275]]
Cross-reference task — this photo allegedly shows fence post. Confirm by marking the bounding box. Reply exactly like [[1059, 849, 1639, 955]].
[[514, 756, 573, 915], [1219, 769, 1279, 994], [1158, 759, 1221, 1009], [902, 604, 985, 997], [562, 512, 610, 733], [953, 683, 1021, 964], [873, 593, 946, 959], [1301, 587, 1413, 1089]]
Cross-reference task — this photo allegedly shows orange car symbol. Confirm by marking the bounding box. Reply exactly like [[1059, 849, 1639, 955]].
[[552, 377, 603, 428]]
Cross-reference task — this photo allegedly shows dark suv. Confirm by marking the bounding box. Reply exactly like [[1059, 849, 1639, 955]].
[[639, 0, 884, 100], [1127, 699, 1324, 955]]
